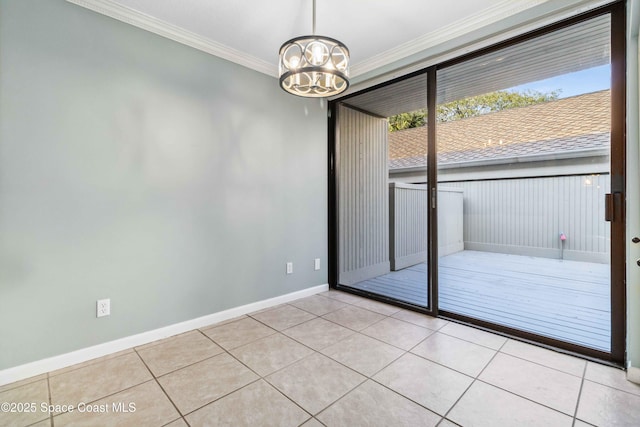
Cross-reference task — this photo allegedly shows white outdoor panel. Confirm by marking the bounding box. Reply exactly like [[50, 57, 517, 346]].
[[446, 174, 611, 263], [389, 183, 464, 271], [338, 104, 390, 285]]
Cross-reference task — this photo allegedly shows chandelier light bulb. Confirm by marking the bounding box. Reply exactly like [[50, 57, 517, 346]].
[[278, 0, 350, 97]]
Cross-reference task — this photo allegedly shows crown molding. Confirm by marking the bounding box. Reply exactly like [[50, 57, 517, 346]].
[[66, 0, 277, 77], [350, 0, 548, 77]]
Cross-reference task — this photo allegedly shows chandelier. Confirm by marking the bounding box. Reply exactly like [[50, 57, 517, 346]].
[[278, 0, 350, 97]]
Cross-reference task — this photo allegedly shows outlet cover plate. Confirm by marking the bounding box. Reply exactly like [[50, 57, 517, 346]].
[[286, 262, 293, 274], [314, 258, 321, 270], [97, 299, 110, 317]]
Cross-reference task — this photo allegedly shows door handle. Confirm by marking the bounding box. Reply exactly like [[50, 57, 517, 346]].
[[633, 237, 640, 244], [605, 193, 622, 222]]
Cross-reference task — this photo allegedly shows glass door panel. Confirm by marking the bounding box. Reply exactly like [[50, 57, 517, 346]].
[[435, 14, 613, 351], [336, 73, 432, 309]]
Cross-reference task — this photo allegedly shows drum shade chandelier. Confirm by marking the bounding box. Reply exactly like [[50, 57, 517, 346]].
[[278, 0, 350, 97]]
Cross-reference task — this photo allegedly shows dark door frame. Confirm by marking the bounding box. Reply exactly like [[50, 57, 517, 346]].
[[328, 0, 626, 365]]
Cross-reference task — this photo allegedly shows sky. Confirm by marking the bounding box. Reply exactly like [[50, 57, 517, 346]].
[[509, 64, 610, 99]]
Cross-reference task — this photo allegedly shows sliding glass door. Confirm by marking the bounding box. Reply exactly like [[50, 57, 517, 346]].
[[333, 73, 434, 311], [330, 3, 624, 362], [435, 13, 617, 353]]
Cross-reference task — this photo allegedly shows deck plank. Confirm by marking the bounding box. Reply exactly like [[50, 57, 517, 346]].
[[346, 250, 610, 351]]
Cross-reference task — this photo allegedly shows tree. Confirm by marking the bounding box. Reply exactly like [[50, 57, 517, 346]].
[[388, 111, 426, 132], [388, 89, 561, 132]]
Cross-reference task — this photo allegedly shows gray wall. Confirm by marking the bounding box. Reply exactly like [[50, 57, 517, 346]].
[[338, 105, 389, 285], [0, 0, 327, 370]]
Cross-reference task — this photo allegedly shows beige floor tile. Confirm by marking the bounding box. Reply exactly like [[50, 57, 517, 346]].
[[500, 339, 585, 377], [585, 362, 640, 396], [319, 290, 370, 305], [573, 421, 596, 427], [322, 306, 386, 331], [267, 353, 365, 415], [0, 379, 50, 426], [27, 419, 51, 427], [164, 419, 189, 427], [201, 314, 247, 328], [392, 309, 449, 330], [158, 352, 258, 415], [0, 373, 47, 393], [49, 352, 151, 406], [439, 322, 507, 350], [248, 304, 285, 315], [52, 380, 179, 427], [373, 353, 472, 415], [321, 333, 404, 377], [49, 349, 134, 377], [411, 332, 496, 377], [283, 317, 354, 351], [290, 295, 347, 316], [185, 380, 310, 427], [250, 305, 316, 330], [448, 381, 572, 427], [353, 298, 401, 316], [201, 316, 276, 350], [479, 353, 581, 415], [300, 418, 324, 427], [438, 419, 461, 427], [577, 380, 640, 427], [362, 317, 434, 350], [230, 333, 313, 376], [136, 331, 223, 377], [317, 379, 440, 427]]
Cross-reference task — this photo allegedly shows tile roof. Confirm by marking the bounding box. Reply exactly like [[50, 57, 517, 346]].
[[388, 90, 610, 170]]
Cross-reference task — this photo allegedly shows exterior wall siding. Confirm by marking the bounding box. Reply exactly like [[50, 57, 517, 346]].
[[389, 183, 464, 270], [338, 105, 390, 285], [445, 174, 610, 263]]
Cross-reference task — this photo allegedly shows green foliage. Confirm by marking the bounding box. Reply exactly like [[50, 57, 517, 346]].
[[388, 89, 561, 132], [388, 111, 426, 132]]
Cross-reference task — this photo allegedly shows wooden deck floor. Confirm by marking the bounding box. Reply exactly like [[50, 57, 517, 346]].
[[347, 250, 611, 351]]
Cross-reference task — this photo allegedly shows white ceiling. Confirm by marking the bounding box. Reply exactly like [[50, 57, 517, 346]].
[[67, 0, 605, 80]]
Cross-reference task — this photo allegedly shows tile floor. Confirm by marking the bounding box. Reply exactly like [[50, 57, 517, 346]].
[[1, 290, 640, 426]]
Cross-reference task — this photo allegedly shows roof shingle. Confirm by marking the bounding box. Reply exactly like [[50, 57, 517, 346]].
[[388, 90, 610, 170]]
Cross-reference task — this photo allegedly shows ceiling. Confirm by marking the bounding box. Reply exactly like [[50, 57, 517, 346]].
[[67, 0, 607, 82]]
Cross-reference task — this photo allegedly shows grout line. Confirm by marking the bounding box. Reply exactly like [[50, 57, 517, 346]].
[[46, 349, 136, 379], [46, 373, 53, 427], [497, 341, 587, 379], [160, 416, 188, 427], [571, 362, 588, 427], [49, 378, 157, 419], [436, 328, 506, 352], [441, 335, 509, 420], [437, 418, 461, 426], [179, 377, 264, 419], [461, 337, 585, 419], [259, 378, 314, 421], [132, 349, 184, 419], [368, 375, 442, 417], [310, 416, 329, 426], [474, 377, 579, 420]]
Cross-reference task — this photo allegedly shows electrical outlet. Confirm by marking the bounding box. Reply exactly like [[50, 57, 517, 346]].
[[97, 299, 110, 318], [286, 262, 293, 274], [314, 258, 321, 270]]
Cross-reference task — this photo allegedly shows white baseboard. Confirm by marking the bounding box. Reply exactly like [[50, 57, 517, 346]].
[[627, 365, 640, 384], [0, 283, 328, 387]]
